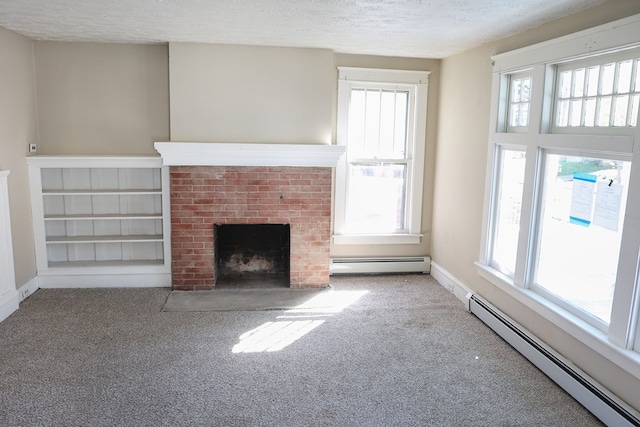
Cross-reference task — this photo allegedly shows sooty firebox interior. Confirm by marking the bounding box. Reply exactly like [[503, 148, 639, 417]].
[[214, 224, 290, 288]]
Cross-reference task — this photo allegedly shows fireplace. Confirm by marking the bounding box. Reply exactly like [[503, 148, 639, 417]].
[[155, 142, 345, 290], [215, 224, 290, 288]]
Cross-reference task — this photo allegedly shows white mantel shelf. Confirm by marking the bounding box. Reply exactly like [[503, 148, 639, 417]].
[[154, 142, 345, 167]]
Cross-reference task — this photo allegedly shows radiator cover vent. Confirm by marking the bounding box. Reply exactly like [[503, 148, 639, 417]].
[[468, 293, 640, 426], [330, 257, 430, 275]]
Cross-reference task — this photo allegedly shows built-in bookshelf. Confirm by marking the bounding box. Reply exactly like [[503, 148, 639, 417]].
[[27, 156, 171, 288]]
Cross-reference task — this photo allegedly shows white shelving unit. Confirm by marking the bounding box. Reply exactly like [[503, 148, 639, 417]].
[[27, 156, 171, 288]]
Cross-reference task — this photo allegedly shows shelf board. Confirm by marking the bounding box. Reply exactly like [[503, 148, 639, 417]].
[[46, 234, 164, 244], [42, 189, 162, 196], [47, 259, 165, 268], [44, 214, 163, 220]]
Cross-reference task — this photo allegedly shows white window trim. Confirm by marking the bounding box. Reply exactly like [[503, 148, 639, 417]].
[[333, 67, 429, 245], [479, 13, 640, 380]]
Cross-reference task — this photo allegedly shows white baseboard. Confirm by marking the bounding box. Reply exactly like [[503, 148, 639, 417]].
[[0, 289, 19, 323], [429, 261, 473, 304], [17, 276, 39, 301], [37, 273, 172, 288]]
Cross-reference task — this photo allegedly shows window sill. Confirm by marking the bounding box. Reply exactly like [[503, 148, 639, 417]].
[[332, 234, 422, 245], [475, 262, 640, 381]]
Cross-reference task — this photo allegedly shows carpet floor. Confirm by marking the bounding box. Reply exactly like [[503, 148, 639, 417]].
[[0, 274, 602, 426]]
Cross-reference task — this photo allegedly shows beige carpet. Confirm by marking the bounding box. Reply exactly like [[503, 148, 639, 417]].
[[163, 287, 332, 312]]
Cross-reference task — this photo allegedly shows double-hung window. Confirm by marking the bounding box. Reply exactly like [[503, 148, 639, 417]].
[[479, 14, 640, 377], [334, 67, 429, 245]]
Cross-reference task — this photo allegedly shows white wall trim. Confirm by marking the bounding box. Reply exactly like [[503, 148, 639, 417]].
[[0, 290, 19, 323], [18, 276, 39, 301], [0, 170, 18, 323], [26, 155, 162, 168], [37, 273, 172, 288], [492, 13, 640, 72], [154, 142, 345, 167], [430, 261, 473, 304]]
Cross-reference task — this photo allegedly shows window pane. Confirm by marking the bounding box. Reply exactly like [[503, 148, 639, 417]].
[[631, 94, 639, 127], [557, 100, 569, 127], [511, 78, 521, 103], [601, 63, 615, 95], [492, 149, 526, 276], [586, 66, 599, 97], [570, 100, 582, 126], [379, 90, 397, 157], [573, 68, 585, 97], [364, 90, 381, 157], [535, 154, 629, 325], [616, 60, 632, 93], [584, 98, 597, 127], [510, 104, 520, 127], [348, 89, 366, 154], [345, 163, 406, 233], [394, 91, 408, 157], [519, 103, 529, 127], [613, 95, 629, 127], [597, 97, 612, 126], [559, 71, 572, 98], [521, 77, 531, 102]]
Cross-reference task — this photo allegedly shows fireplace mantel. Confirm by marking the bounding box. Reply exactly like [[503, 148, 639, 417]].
[[154, 142, 345, 167]]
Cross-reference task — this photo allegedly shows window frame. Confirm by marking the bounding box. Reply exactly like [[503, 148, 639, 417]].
[[506, 71, 534, 132], [478, 13, 640, 379], [333, 67, 429, 245], [551, 48, 640, 134]]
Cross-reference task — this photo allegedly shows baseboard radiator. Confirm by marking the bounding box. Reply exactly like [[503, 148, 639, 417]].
[[467, 293, 640, 427], [330, 256, 431, 275]]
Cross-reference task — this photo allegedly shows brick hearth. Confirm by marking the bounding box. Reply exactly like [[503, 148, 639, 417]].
[[170, 166, 332, 290]]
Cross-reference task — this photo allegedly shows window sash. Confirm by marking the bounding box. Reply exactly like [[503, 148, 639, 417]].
[[334, 67, 428, 244], [552, 48, 640, 133], [506, 72, 533, 132]]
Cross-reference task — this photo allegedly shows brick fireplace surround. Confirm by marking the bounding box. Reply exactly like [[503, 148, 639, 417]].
[[155, 142, 345, 291]]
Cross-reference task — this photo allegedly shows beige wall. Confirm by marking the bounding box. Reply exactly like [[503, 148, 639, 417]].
[[34, 42, 169, 155], [0, 27, 38, 288], [432, 0, 640, 410], [169, 43, 333, 144], [168, 45, 439, 259], [331, 54, 440, 259]]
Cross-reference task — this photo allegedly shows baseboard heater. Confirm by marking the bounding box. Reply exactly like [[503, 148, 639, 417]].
[[467, 293, 640, 427], [330, 256, 431, 275]]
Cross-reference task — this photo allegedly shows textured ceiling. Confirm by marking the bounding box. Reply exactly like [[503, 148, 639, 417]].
[[0, 0, 607, 58]]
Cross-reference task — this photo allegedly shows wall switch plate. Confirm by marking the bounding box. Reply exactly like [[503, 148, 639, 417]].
[[29, 143, 37, 153]]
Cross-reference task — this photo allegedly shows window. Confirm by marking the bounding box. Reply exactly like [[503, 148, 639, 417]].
[[533, 153, 630, 328], [334, 67, 429, 245], [508, 73, 532, 130], [554, 52, 640, 131], [479, 14, 640, 377], [490, 148, 526, 276]]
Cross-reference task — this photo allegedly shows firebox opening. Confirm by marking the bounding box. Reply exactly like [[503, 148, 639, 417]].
[[214, 224, 290, 288]]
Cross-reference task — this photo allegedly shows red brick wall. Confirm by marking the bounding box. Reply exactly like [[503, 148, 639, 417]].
[[170, 166, 332, 290]]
